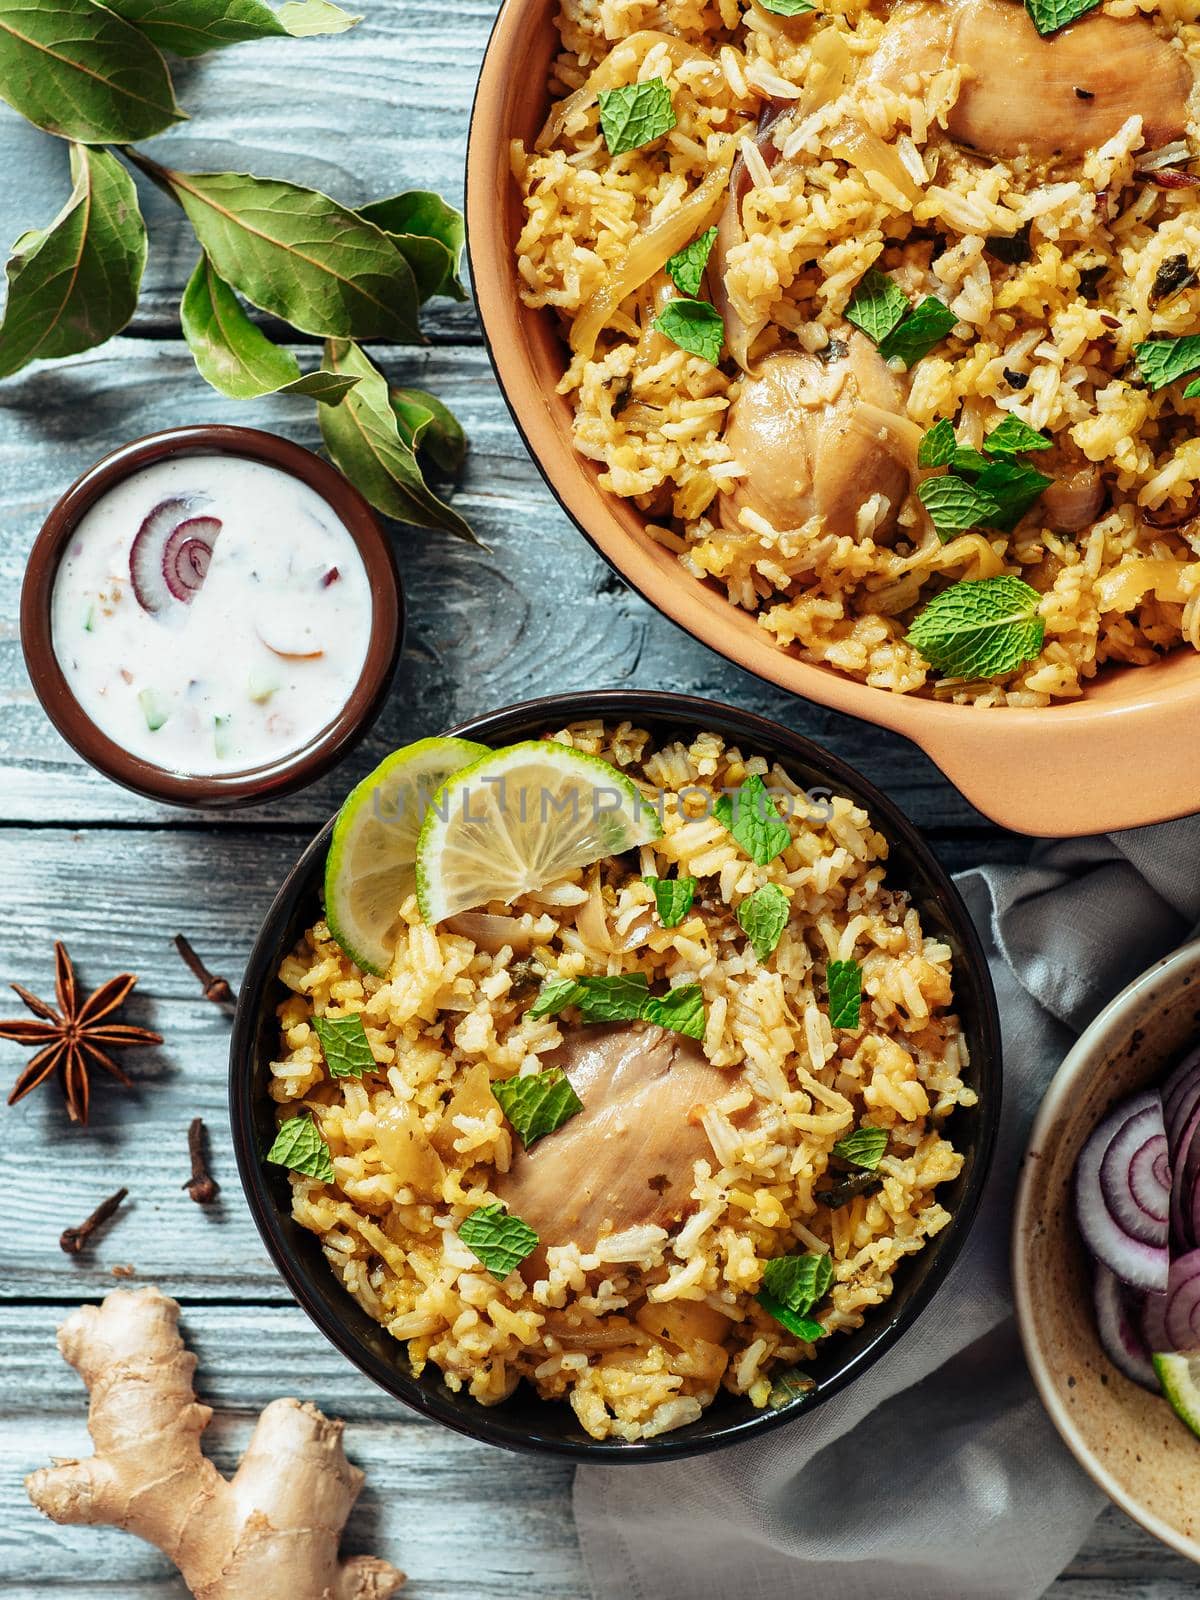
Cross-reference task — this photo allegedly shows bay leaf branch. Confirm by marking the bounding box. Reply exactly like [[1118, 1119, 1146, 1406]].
[[0, 0, 184, 142], [0, 144, 146, 379], [105, 0, 359, 58], [321, 340, 479, 543], [181, 253, 357, 401], [125, 149, 423, 343]]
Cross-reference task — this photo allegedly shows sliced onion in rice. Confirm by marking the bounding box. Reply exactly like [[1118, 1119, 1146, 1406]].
[[442, 912, 537, 955], [1092, 1262, 1160, 1391], [536, 30, 721, 152], [828, 119, 922, 211], [570, 149, 735, 364], [1075, 1093, 1170, 1292]]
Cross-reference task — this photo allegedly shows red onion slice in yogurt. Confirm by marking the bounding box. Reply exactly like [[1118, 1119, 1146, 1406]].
[[129, 499, 221, 615], [163, 516, 221, 602]]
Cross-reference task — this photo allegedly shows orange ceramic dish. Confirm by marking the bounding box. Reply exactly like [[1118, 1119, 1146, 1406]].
[[465, 0, 1200, 838]]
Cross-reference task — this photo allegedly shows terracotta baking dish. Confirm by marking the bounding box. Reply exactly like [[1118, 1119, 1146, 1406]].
[[465, 0, 1200, 838]]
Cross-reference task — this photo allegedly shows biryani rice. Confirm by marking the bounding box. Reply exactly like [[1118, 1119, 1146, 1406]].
[[513, 0, 1200, 705], [271, 723, 974, 1441]]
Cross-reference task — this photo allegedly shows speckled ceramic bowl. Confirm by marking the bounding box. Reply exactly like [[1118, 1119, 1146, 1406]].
[[1014, 939, 1200, 1562]]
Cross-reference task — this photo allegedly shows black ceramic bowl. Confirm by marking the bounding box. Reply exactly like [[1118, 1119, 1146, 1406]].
[[231, 690, 1002, 1461]]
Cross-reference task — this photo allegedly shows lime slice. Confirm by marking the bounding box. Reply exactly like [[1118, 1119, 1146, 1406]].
[[1154, 1351, 1200, 1437], [325, 736, 490, 973], [415, 740, 663, 924]]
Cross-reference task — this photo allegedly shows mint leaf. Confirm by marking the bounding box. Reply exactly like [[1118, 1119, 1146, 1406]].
[[458, 1203, 539, 1278], [827, 958, 862, 1029], [644, 874, 698, 927], [528, 972, 705, 1039], [266, 1114, 334, 1182], [974, 459, 1052, 531], [313, 1013, 376, 1079], [737, 882, 790, 961], [642, 983, 706, 1040], [917, 419, 957, 467], [984, 415, 1052, 455], [528, 976, 586, 1019], [845, 266, 908, 345], [597, 78, 676, 156], [715, 773, 792, 866], [492, 1068, 582, 1147], [1134, 335, 1200, 392], [1184, 376, 1200, 399], [758, 0, 816, 12], [762, 1251, 834, 1314], [1024, 0, 1102, 35], [666, 228, 717, 298], [918, 474, 997, 539], [878, 296, 956, 367], [768, 1367, 818, 1406], [654, 297, 724, 364], [950, 446, 991, 476], [757, 1289, 826, 1342], [576, 973, 653, 1022], [906, 574, 1045, 678], [832, 1125, 889, 1169]]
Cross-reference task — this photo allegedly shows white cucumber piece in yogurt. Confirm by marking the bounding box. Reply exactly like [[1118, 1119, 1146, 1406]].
[[213, 714, 234, 760]]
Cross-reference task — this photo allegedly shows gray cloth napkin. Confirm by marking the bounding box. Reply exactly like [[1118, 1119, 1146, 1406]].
[[574, 818, 1200, 1600]]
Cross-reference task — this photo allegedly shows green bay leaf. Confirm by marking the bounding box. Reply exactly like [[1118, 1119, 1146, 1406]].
[[181, 253, 356, 401], [0, 144, 146, 379], [152, 162, 421, 341], [0, 0, 184, 141], [359, 190, 466, 303], [105, 0, 358, 56], [390, 385, 467, 475], [320, 339, 478, 540]]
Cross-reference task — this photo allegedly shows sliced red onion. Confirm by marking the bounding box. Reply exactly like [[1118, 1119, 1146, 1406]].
[[162, 515, 220, 603], [1164, 1249, 1200, 1351], [1093, 1263, 1160, 1390], [1075, 1095, 1171, 1292], [129, 499, 221, 616], [1098, 1095, 1171, 1245], [1172, 1096, 1200, 1251], [1164, 1046, 1200, 1153], [129, 497, 192, 614], [1143, 1288, 1171, 1355]]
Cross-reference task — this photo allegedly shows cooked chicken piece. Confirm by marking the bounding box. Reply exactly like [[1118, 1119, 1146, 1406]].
[[869, 0, 1192, 161], [718, 337, 913, 538], [492, 1022, 742, 1260]]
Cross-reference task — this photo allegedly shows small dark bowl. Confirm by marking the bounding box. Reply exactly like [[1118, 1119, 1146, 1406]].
[[21, 425, 404, 808], [230, 690, 1002, 1460]]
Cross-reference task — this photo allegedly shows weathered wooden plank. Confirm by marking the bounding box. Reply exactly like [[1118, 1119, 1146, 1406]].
[[0, 339, 1001, 830], [0, 1303, 1167, 1600], [2, 1302, 581, 1597]]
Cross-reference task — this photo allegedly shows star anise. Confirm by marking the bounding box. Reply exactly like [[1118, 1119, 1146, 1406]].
[[0, 942, 162, 1124]]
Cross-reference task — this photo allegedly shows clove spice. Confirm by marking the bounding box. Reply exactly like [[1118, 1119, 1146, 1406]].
[[173, 934, 236, 1005], [182, 1116, 219, 1204], [60, 1188, 128, 1254]]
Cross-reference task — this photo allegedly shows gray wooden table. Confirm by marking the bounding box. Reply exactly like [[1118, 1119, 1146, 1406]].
[[0, 5, 1190, 1595]]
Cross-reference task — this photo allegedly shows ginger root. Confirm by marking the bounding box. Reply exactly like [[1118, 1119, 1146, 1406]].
[[26, 1286, 404, 1600]]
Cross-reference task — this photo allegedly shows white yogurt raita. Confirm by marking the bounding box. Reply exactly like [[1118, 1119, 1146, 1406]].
[[51, 455, 374, 776]]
